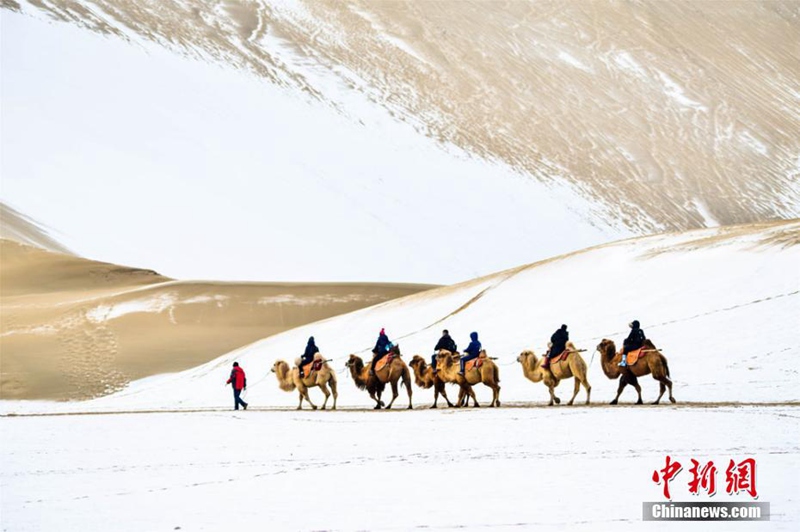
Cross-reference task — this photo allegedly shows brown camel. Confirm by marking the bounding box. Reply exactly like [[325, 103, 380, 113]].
[[409, 355, 455, 408], [271, 354, 338, 410], [596, 339, 675, 405], [517, 342, 591, 406], [345, 345, 413, 409], [434, 349, 501, 407]]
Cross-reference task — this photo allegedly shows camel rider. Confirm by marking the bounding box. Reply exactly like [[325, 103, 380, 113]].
[[542, 324, 569, 369], [620, 320, 646, 367], [370, 328, 393, 376], [298, 336, 319, 378], [459, 332, 481, 375], [432, 329, 457, 374]]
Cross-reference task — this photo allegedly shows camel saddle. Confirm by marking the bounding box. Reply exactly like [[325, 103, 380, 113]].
[[549, 350, 570, 365], [465, 352, 487, 372], [301, 358, 324, 376], [621, 347, 646, 366], [375, 352, 396, 372]]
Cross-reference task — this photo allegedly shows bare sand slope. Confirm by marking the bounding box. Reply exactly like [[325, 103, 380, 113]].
[[0, 239, 434, 400]]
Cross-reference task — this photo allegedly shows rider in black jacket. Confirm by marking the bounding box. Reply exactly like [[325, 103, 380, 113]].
[[620, 320, 646, 367], [431, 329, 457, 374]]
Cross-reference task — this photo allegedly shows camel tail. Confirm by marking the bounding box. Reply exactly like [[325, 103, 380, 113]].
[[493, 362, 500, 384], [402, 365, 412, 391], [662, 354, 671, 378]]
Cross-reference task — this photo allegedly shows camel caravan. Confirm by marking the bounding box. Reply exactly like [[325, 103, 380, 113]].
[[254, 321, 675, 411]]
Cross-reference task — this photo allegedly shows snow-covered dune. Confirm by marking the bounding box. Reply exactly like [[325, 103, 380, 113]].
[[1, 7, 616, 285], [6, 220, 797, 413]]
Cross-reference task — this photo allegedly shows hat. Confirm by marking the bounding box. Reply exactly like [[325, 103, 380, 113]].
[[560, 324, 568, 330], [630, 320, 640, 328], [380, 328, 385, 335], [232, 362, 239, 367]]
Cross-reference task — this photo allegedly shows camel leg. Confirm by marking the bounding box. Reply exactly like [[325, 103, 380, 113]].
[[583, 379, 592, 405], [330, 378, 338, 410], [432, 385, 439, 409], [403, 368, 413, 410], [568, 378, 580, 406], [653, 380, 666, 405], [468, 385, 480, 408], [547, 385, 557, 406], [489, 383, 500, 407], [441, 384, 454, 407], [610, 378, 627, 405], [318, 382, 330, 410], [455, 387, 465, 408], [666, 376, 676, 403], [631, 377, 643, 405], [385, 379, 400, 409], [369, 389, 382, 410]]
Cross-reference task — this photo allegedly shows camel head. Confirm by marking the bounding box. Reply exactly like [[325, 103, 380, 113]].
[[345, 354, 363, 370], [517, 350, 537, 365], [409, 355, 426, 369], [388, 343, 401, 356], [596, 339, 616, 360], [271, 360, 289, 374], [271, 360, 295, 391]]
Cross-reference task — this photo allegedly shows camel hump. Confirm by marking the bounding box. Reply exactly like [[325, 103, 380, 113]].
[[478, 349, 487, 358], [313, 352, 324, 362]]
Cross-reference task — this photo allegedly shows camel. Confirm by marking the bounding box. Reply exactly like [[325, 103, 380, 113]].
[[345, 345, 413, 409], [517, 342, 591, 406], [596, 339, 675, 405], [271, 353, 338, 410], [409, 355, 455, 408], [434, 349, 501, 407]]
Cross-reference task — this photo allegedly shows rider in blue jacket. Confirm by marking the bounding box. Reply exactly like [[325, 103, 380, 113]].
[[370, 328, 393, 375], [459, 332, 481, 375]]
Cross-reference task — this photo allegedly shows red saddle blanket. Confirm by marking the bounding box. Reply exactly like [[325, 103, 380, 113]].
[[302, 359, 323, 376], [465, 354, 487, 372], [375, 353, 396, 372], [550, 350, 570, 365], [620, 348, 646, 366]]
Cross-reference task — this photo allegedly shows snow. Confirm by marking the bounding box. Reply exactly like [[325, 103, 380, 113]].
[[0, 9, 617, 285], [656, 71, 707, 112], [558, 50, 592, 72], [85, 293, 178, 323], [1, 407, 797, 531]]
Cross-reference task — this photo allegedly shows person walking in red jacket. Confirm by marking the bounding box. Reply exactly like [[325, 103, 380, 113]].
[[226, 362, 248, 410]]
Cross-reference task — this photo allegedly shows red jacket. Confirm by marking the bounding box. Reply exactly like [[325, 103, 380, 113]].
[[227, 366, 246, 390]]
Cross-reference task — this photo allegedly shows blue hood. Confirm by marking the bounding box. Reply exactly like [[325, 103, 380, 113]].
[[470, 332, 479, 341]]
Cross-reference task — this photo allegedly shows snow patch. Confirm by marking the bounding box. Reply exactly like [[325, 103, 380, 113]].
[[86, 294, 177, 323], [656, 70, 707, 111]]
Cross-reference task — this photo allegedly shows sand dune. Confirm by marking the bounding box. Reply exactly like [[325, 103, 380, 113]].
[[0, 218, 434, 400]]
